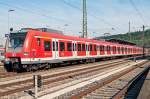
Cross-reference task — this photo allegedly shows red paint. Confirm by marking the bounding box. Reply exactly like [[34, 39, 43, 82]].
[[5, 29, 145, 63]]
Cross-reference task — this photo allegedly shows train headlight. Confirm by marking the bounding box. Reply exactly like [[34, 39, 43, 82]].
[[24, 52, 29, 56]]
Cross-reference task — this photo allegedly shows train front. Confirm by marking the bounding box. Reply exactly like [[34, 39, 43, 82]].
[[4, 31, 28, 72]]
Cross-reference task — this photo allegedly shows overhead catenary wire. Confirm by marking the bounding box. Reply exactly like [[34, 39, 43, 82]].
[[0, 1, 69, 23], [129, 0, 147, 25], [62, 0, 123, 33]]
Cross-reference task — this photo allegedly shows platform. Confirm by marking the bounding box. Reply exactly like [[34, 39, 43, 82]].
[[137, 69, 150, 99]]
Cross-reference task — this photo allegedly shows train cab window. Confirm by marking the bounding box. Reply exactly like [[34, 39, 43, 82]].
[[125, 48, 127, 52], [78, 44, 81, 51], [37, 38, 40, 46], [67, 42, 72, 51], [82, 44, 85, 51], [110, 46, 112, 51], [60, 42, 65, 51], [44, 41, 51, 51], [112, 46, 115, 52]]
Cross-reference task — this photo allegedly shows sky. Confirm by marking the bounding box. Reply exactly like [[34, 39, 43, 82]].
[[0, 0, 150, 44]]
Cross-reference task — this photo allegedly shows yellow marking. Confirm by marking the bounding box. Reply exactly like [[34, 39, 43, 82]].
[[34, 36, 51, 39]]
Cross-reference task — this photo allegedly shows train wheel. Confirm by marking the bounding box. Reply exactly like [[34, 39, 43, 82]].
[[26, 65, 32, 72], [13, 63, 20, 72], [47, 64, 51, 69]]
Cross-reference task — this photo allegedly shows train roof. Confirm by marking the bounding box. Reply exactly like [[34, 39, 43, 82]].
[[18, 29, 141, 49]]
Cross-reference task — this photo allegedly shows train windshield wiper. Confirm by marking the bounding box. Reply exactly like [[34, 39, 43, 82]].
[[14, 43, 20, 49]]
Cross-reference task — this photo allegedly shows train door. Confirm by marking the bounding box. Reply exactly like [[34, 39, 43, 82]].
[[52, 39, 59, 59], [73, 41, 77, 57], [86, 42, 89, 57]]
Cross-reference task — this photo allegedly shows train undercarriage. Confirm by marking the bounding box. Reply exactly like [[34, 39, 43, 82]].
[[4, 54, 143, 72]]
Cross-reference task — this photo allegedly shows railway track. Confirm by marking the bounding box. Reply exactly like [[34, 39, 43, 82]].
[[0, 56, 142, 80], [53, 60, 149, 99], [0, 72, 17, 78], [0, 58, 135, 98], [0, 57, 134, 81]]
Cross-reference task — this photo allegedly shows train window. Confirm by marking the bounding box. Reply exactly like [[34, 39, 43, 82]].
[[100, 45, 104, 51], [107, 46, 110, 51], [67, 42, 72, 51], [37, 38, 40, 46], [60, 42, 65, 51], [121, 47, 124, 52], [88, 45, 90, 51], [44, 41, 51, 51], [102, 46, 104, 51], [94, 45, 97, 51], [82, 44, 85, 51], [96, 45, 99, 51], [118, 47, 120, 52], [114, 47, 116, 51], [78, 44, 81, 51], [104, 46, 107, 51]]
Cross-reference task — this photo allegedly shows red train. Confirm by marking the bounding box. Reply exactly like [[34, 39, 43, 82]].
[[4, 28, 147, 72]]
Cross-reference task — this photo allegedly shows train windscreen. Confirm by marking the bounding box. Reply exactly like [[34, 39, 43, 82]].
[[7, 32, 27, 50]]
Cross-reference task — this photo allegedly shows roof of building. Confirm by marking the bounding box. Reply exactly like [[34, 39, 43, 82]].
[[106, 39, 137, 46]]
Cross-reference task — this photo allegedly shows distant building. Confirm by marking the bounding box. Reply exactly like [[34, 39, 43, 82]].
[[106, 39, 137, 46]]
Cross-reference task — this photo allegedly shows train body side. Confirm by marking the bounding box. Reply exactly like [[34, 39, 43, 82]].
[[4, 30, 146, 71]]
